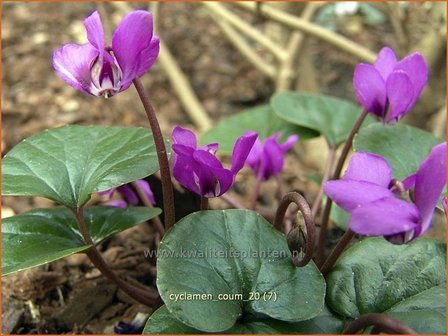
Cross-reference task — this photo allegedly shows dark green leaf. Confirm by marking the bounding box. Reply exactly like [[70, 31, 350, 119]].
[[2, 125, 165, 208], [157, 209, 325, 332], [354, 123, 443, 180], [143, 305, 344, 334], [327, 237, 446, 334], [200, 105, 318, 155], [2, 206, 160, 275], [271, 92, 374, 147]]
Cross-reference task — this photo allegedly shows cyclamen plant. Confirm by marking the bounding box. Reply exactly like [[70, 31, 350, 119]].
[[2, 8, 446, 336]]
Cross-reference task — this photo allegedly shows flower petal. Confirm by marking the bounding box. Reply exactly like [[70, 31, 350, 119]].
[[349, 197, 420, 236], [343, 152, 392, 187], [104, 200, 127, 208], [84, 10, 104, 51], [279, 134, 299, 153], [136, 179, 156, 205], [193, 150, 234, 197], [52, 43, 98, 94], [414, 142, 447, 233], [385, 71, 414, 121], [394, 52, 428, 99], [112, 10, 157, 87], [172, 126, 197, 148], [353, 64, 387, 118], [172, 144, 201, 195], [324, 180, 394, 212], [261, 137, 285, 179], [117, 184, 139, 205], [374, 47, 397, 80], [246, 135, 263, 173], [230, 131, 258, 174]]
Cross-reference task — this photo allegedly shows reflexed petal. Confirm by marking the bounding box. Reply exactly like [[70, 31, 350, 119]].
[[198, 143, 219, 155], [52, 43, 98, 94], [112, 10, 156, 86], [104, 200, 128, 208], [349, 197, 420, 236], [230, 131, 258, 174], [343, 152, 392, 187], [373, 47, 397, 80], [98, 188, 115, 198], [353, 64, 387, 117], [172, 126, 197, 148], [193, 150, 234, 197], [324, 180, 394, 212], [385, 71, 414, 121], [172, 144, 201, 194], [135, 36, 160, 78], [279, 134, 299, 153], [117, 184, 139, 205], [246, 136, 263, 173], [402, 173, 416, 191], [136, 179, 156, 205], [83, 11, 104, 51], [261, 137, 284, 180], [394, 52, 428, 98], [414, 142, 447, 233]]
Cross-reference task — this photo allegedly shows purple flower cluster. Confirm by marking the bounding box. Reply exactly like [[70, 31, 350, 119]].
[[324, 143, 446, 243], [53, 10, 159, 98], [354, 47, 428, 122], [171, 126, 257, 198]]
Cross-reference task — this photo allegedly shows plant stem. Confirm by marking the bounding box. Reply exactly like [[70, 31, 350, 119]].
[[250, 176, 262, 210], [200, 197, 209, 211], [133, 78, 175, 229], [319, 229, 354, 276], [131, 181, 165, 237], [220, 193, 245, 209], [73, 208, 157, 306], [316, 110, 368, 266], [311, 146, 336, 218], [343, 313, 416, 334]]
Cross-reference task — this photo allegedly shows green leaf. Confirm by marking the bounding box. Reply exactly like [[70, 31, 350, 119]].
[[2, 206, 161, 275], [327, 237, 446, 334], [354, 123, 443, 180], [157, 209, 325, 332], [271, 92, 374, 147], [200, 105, 318, 155], [2, 125, 165, 208], [144, 305, 344, 334], [330, 204, 350, 231]]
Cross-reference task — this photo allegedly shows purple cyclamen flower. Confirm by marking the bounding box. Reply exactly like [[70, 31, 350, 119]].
[[171, 126, 257, 198], [245, 132, 298, 181], [324, 142, 446, 243], [99, 180, 155, 208], [354, 46, 428, 122], [53, 10, 159, 98]]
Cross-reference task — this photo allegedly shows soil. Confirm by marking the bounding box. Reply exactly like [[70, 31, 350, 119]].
[[2, 2, 445, 334]]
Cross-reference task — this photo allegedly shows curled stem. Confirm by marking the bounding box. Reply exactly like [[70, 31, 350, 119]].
[[274, 192, 315, 267], [316, 109, 369, 266], [133, 78, 176, 229], [343, 313, 416, 334], [73, 208, 157, 306]]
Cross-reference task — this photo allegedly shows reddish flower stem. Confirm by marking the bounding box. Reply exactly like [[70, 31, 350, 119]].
[[200, 197, 209, 211], [250, 176, 262, 210], [133, 78, 175, 229], [73, 208, 157, 306], [311, 146, 336, 218], [343, 313, 416, 334], [319, 229, 355, 276], [316, 109, 369, 266]]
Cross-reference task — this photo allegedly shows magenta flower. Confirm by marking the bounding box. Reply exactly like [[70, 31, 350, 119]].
[[99, 180, 155, 208], [353, 47, 428, 122], [246, 132, 298, 181], [324, 142, 446, 243], [171, 126, 257, 198], [53, 10, 159, 98]]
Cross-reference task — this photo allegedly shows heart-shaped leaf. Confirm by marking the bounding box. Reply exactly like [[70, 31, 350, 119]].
[[144, 305, 344, 334], [354, 123, 443, 181], [327, 237, 446, 334], [2, 206, 161, 275], [157, 209, 325, 332], [200, 105, 318, 155], [2, 125, 166, 208], [271, 92, 374, 147]]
